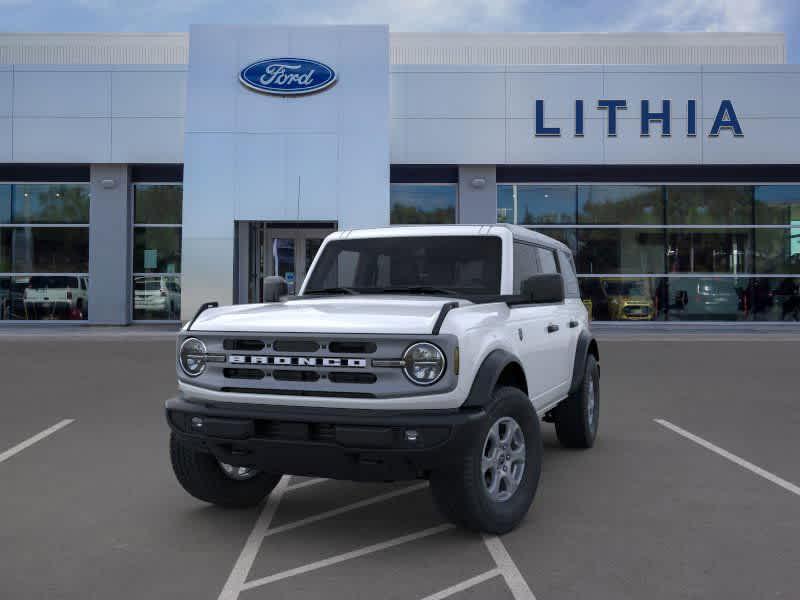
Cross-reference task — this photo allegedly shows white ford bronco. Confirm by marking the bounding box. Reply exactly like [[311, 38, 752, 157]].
[[167, 225, 599, 533]]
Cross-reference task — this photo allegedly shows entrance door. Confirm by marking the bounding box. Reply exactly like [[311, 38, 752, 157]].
[[247, 223, 335, 302]]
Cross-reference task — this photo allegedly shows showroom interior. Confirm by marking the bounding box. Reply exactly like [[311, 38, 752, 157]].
[[0, 28, 798, 324]]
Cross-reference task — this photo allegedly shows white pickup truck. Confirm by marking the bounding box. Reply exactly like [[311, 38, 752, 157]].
[[167, 225, 599, 533]]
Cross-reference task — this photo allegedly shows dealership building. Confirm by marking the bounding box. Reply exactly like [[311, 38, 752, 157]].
[[0, 27, 798, 324]]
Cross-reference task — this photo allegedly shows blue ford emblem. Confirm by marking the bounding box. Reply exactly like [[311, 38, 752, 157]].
[[239, 58, 337, 96]]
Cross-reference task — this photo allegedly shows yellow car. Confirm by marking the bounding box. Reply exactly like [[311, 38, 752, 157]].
[[600, 278, 655, 321], [582, 298, 593, 320]]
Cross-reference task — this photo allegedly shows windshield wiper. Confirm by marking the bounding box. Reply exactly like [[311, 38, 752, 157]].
[[303, 287, 359, 296], [371, 286, 460, 297]]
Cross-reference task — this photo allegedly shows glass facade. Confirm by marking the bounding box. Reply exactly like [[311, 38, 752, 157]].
[[498, 184, 800, 321], [0, 183, 90, 321], [132, 184, 182, 320], [390, 184, 457, 224]]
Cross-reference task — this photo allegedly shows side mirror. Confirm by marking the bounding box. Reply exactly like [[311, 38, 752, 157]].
[[263, 276, 289, 302], [521, 273, 565, 304]]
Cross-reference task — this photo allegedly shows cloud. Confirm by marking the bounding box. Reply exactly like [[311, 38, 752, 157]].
[[279, 0, 524, 31], [622, 0, 781, 32]]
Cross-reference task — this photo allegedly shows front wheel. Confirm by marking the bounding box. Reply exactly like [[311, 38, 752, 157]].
[[553, 354, 599, 448], [430, 386, 542, 534], [170, 434, 282, 508]]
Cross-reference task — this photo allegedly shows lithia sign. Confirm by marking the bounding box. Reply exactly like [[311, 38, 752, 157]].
[[535, 99, 743, 138]]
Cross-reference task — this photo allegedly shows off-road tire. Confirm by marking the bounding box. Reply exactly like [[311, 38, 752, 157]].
[[553, 354, 599, 448], [170, 434, 282, 508], [430, 386, 542, 534]]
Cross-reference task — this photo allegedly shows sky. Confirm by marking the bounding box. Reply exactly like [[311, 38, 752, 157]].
[[0, 0, 797, 62]]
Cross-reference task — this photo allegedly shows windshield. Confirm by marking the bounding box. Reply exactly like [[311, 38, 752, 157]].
[[303, 235, 502, 297]]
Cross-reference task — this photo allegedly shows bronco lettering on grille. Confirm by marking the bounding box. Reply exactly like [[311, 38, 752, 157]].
[[228, 355, 367, 368]]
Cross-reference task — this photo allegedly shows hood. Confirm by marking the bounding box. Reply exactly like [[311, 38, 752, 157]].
[[610, 295, 653, 305], [189, 295, 467, 335]]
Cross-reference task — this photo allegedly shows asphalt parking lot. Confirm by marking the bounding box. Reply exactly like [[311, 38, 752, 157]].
[[1, 328, 799, 600]]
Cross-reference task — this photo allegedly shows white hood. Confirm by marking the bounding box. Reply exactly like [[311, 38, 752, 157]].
[[189, 296, 467, 335]]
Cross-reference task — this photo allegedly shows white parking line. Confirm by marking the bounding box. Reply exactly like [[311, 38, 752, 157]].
[[241, 523, 455, 591], [263, 482, 429, 538], [483, 534, 538, 600], [217, 476, 290, 600], [655, 418, 800, 498], [0, 419, 75, 464], [418, 568, 501, 600], [287, 477, 327, 491]]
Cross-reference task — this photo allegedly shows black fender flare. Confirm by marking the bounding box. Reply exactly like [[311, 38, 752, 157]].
[[462, 349, 524, 410], [568, 330, 599, 395]]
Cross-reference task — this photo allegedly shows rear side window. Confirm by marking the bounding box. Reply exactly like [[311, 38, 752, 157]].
[[558, 250, 580, 298], [513, 242, 540, 294], [536, 247, 559, 274]]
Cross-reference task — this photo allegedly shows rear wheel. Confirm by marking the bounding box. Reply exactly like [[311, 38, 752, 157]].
[[430, 386, 542, 534], [169, 434, 282, 508], [553, 354, 599, 448]]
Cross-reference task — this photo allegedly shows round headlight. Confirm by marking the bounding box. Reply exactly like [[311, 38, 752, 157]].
[[179, 337, 207, 377], [403, 342, 446, 385]]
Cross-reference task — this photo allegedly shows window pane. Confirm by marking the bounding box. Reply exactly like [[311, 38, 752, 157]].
[[513, 243, 540, 293], [133, 227, 181, 273], [134, 184, 182, 225], [745, 277, 800, 321], [578, 185, 663, 225], [0, 275, 88, 320], [390, 184, 456, 224], [516, 185, 575, 224], [532, 228, 577, 253], [1, 228, 89, 273], [755, 185, 800, 225], [666, 229, 753, 274], [755, 228, 800, 274], [579, 277, 667, 321], [666, 277, 748, 321], [0, 185, 10, 223], [537, 247, 559, 273], [497, 185, 514, 223], [558, 250, 580, 298], [577, 229, 665, 274], [3, 184, 90, 224], [133, 275, 181, 320], [666, 186, 752, 225]]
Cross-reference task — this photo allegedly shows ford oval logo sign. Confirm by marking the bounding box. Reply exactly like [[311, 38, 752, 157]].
[[239, 58, 337, 96]]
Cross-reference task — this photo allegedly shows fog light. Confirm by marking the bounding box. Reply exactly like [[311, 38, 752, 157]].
[[191, 416, 204, 429], [405, 429, 419, 442]]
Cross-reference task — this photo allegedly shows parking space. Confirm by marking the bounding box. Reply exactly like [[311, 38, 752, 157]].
[[1, 330, 799, 600]]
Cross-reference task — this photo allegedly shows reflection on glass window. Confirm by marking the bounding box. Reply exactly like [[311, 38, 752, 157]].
[[666, 229, 753, 274], [577, 229, 664, 274], [666, 186, 752, 225], [580, 277, 665, 321], [1, 228, 90, 273], [749, 278, 800, 321], [754, 185, 800, 225], [755, 229, 800, 274], [390, 184, 456, 224], [134, 185, 182, 225], [133, 228, 181, 273], [132, 183, 183, 320], [1, 184, 90, 224], [133, 275, 181, 320], [667, 277, 747, 321], [578, 185, 662, 225], [533, 228, 577, 253], [516, 185, 575, 224], [0, 275, 89, 321]]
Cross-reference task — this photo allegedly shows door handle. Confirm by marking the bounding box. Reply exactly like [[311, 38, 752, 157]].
[[569, 320, 579, 328], [547, 323, 559, 333]]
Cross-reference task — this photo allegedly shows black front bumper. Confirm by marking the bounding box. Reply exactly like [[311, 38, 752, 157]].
[[166, 394, 487, 481]]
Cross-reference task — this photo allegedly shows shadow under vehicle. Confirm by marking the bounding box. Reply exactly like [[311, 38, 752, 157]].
[[599, 278, 655, 321]]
